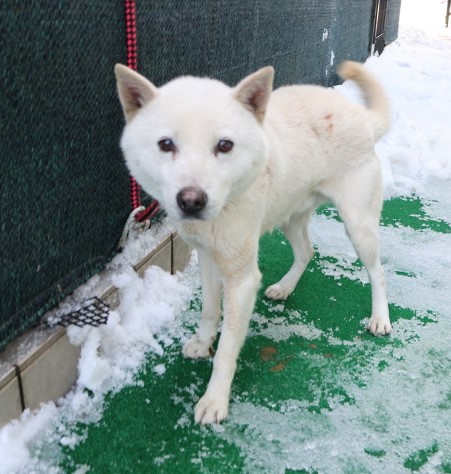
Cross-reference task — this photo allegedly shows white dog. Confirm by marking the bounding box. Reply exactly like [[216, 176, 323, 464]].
[[115, 61, 392, 425]]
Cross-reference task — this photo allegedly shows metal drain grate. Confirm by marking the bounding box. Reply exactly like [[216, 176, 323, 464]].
[[54, 297, 110, 328]]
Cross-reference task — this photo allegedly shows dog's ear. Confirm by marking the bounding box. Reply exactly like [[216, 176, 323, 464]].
[[234, 67, 274, 122], [114, 64, 158, 121]]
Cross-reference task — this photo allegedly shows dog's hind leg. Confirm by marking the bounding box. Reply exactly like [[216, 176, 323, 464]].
[[183, 250, 222, 359], [330, 159, 391, 335], [265, 209, 315, 300]]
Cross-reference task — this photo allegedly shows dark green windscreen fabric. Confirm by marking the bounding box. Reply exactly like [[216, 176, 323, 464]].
[[0, 2, 130, 350], [0, 1, 401, 350], [137, 0, 373, 88]]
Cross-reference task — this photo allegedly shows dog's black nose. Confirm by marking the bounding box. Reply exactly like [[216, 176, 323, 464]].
[[176, 187, 208, 216]]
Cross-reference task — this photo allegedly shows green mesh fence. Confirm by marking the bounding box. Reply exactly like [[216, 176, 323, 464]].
[[0, 0, 401, 351]]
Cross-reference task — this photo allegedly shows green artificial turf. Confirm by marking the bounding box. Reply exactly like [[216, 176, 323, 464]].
[[59, 196, 450, 473]]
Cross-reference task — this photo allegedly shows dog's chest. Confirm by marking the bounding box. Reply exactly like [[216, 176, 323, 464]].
[[175, 221, 215, 250]]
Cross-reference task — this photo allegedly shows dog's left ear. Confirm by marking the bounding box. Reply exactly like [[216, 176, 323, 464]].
[[114, 64, 159, 122], [234, 67, 274, 122]]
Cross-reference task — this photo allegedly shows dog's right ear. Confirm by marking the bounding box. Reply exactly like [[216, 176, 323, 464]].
[[114, 64, 158, 122]]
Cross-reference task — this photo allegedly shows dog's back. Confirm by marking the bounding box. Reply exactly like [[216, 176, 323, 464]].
[[260, 62, 390, 232]]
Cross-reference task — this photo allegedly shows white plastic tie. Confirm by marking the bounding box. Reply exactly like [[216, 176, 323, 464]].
[[118, 206, 151, 249]]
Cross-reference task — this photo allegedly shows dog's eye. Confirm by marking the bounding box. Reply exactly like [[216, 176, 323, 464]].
[[216, 139, 234, 154], [158, 138, 176, 153]]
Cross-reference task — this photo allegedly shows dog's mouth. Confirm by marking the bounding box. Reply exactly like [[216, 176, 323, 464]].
[[178, 211, 206, 221]]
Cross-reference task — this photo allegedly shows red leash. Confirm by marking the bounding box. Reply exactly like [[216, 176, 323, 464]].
[[124, 0, 138, 71], [123, 0, 160, 222]]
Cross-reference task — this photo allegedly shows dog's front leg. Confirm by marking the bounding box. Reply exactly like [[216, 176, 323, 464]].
[[194, 257, 261, 424], [183, 250, 222, 358]]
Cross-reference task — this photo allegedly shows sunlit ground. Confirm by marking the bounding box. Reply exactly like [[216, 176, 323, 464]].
[[401, 0, 451, 37]]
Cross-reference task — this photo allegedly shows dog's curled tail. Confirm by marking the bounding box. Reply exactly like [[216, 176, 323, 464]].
[[338, 61, 390, 140]]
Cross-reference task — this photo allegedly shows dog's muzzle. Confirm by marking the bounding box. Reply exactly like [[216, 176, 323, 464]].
[[176, 186, 208, 218]]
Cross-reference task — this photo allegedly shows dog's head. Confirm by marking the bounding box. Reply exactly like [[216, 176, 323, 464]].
[[114, 65, 274, 221]]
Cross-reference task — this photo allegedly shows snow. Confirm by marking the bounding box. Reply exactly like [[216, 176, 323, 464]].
[[1, 0, 450, 472]]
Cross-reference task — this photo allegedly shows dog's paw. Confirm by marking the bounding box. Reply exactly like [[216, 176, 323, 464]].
[[265, 284, 290, 301], [367, 316, 392, 336], [183, 334, 212, 359], [195, 393, 229, 425]]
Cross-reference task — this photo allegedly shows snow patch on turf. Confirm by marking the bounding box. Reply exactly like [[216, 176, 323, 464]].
[[223, 310, 451, 473], [250, 312, 324, 342]]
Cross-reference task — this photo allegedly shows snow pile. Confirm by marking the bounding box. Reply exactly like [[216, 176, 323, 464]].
[[337, 1, 451, 196], [68, 264, 193, 394], [0, 260, 196, 473]]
